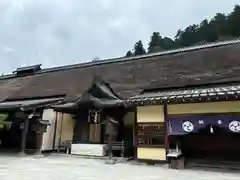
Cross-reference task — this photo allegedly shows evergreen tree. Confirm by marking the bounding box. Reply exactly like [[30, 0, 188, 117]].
[[125, 4, 240, 57], [228, 5, 240, 37], [175, 5, 240, 45], [133, 40, 146, 55], [197, 19, 213, 42], [125, 50, 133, 57], [211, 13, 229, 37], [148, 32, 163, 53], [160, 37, 177, 50]]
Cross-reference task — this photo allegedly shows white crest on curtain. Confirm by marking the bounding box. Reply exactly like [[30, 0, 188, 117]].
[[217, 120, 222, 124], [182, 121, 194, 132], [229, 121, 240, 132]]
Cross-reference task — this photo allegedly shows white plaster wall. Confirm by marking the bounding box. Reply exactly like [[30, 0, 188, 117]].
[[41, 109, 56, 151]]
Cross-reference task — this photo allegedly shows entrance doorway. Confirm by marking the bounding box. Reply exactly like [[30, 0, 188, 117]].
[[0, 114, 39, 153], [0, 124, 21, 151], [168, 114, 240, 169], [0, 114, 21, 151], [180, 125, 240, 161], [169, 125, 240, 169]]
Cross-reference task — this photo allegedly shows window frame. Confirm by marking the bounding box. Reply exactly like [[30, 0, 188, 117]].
[[136, 122, 165, 147]]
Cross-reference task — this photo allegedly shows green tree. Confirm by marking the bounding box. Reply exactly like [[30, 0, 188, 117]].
[[211, 13, 229, 37], [175, 5, 240, 46], [133, 40, 146, 55], [126, 4, 240, 57], [125, 50, 133, 57], [148, 32, 163, 53], [0, 113, 11, 130], [228, 5, 240, 37], [197, 19, 214, 42], [160, 37, 177, 50], [175, 24, 201, 46]]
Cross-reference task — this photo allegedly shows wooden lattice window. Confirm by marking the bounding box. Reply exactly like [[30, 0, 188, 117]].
[[136, 123, 165, 146]]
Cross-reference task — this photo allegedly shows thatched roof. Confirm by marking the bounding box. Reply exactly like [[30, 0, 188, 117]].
[[1, 39, 240, 101]]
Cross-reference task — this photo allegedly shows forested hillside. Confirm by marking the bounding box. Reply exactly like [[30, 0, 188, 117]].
[[126, 5, 240, 57]]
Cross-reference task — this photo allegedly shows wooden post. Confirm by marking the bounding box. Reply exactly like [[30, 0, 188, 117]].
[[164, 105, 169, 150], [105, 116, 118, 164], [133, 108, 137, 159], [19, 118, 29, 155], [106, 120, 114, 160], [35, 131, 44, 155], [108, 132, 113, 159]]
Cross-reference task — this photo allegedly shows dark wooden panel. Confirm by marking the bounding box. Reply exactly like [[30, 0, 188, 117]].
[[89, 124, 101, 142], [136, 122, 165, 146], [137, 135, 165, 146], [72, 112, 89, 143], [137, 123, 164, 135]]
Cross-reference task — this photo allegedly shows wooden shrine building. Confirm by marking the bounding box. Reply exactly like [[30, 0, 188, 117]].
[[0, 39, 239, 167]]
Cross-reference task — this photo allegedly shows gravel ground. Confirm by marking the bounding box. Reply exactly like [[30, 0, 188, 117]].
[[0, 155, 239, 180]]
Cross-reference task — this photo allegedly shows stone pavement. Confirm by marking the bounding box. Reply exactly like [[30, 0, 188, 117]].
[[0, 155, 239, 180]]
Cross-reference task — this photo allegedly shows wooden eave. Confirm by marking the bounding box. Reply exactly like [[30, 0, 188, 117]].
[[126, 84, 240, 105]]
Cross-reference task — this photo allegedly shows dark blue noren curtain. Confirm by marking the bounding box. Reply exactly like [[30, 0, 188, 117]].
[[167, 114, 240, 135]]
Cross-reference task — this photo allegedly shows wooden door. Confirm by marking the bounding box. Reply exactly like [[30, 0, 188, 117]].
[[89, 124, 101, 143]]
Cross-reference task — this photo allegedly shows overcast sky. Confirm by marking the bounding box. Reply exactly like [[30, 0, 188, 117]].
[[0, 0, 239, 74]]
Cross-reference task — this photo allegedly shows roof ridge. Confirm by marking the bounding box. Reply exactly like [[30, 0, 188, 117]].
[[38, 38, 240, 73], [1, 38, 240, 80]]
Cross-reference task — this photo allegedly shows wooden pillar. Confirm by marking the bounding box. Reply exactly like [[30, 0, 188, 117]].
[[133, 108, 137, 159], [107, 133, 113, 159], [106, 117, 118, 160], [106, 120, 114, 160], [19, 118, 29, 155], [35, 131, 44, 155], [164, 105, 169, 150]]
